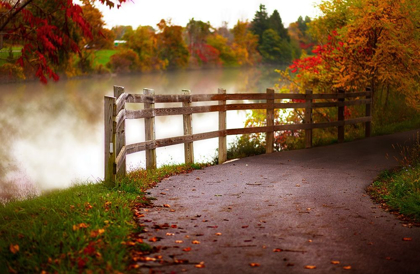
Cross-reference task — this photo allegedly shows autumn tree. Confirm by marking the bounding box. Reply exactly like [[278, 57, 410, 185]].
[[302, 0, 420, 108], [0, 0, 126, 82], [186, 19, 220, 67], [123, 25, 166, 72], [231, 20, 260, 66], [156, 19, 189, 69], [111, 25, 132, 40]]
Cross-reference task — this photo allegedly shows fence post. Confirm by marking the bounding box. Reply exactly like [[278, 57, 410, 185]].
[[365, 87, 372, 138], [182, 89, 194, 164], [104, 96, 116, 185], [144, 88, 156, 169], [114, 86, 126, 178], [338, 89, 345, 143], [266, 88, 275, 153], [218, 88, 227, 164], [305, 89, 313, 148]]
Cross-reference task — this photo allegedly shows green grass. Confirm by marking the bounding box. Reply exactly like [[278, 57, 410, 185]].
[[94, 49, 118, 67], [0, 47, 22, 66], [368, 165, 420, 222], [0, 163, 207, 273], [368, 134, 420, 223]]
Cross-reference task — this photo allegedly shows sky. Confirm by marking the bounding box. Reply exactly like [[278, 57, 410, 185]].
[[96, 0, 323, 30]]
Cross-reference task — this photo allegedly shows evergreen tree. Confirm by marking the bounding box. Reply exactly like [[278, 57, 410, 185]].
[[250, 4, 269, 45], [259, 29, 292, 64], [269, 10, 289, 41]]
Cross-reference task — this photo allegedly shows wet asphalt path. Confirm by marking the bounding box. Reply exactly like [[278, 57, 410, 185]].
[[137, 130, 420, 273]]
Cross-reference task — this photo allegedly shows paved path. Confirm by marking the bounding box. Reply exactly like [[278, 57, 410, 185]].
[[138, 130, 420, 273]]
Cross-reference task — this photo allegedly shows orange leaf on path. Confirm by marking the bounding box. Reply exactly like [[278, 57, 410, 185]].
[[331, 260, 340, 265], [343, 266, 352, 270], [273, 248, 282, 252], [305, 265, 317, 269], [183, 247, 192, 252], [403, 237, 412, 241], [195, 262, 205, 268], [249, 263, 260, 267]]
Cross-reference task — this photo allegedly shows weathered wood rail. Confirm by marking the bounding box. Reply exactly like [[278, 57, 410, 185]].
[[104, 86, 372, 184]]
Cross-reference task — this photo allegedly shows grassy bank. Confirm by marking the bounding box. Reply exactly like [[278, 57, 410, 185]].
[[368, 134, 420, 224], [0, 163, 206, 273]]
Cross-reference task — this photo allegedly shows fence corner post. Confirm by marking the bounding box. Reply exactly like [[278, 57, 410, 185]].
[[266, 88, 275, 153], [305, 89, 313, 148], [114, 86, 126, 178], [182, 89, 194, 164], [365, 87, 372, 138], [104, 95, 116, 186], [144, 88, 156, 169], [218, 88, 227, 164], [338, 89, 345, 143]]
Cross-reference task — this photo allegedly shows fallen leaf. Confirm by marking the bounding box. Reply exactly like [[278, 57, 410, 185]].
[[166, 233, 174, 236], [195, 262, 205, 268], [343, 266, 352, 270], [90, 229, 105, 238], [171, 225, 178, 228], [273, 248, 282, 252], [175, 240, 183, 244], [183, 247, 192, 252], [242, 225, 249, 228], [73, 223, 89, 231], [170, 209, 176, 212], [149, 237, 158, 242], [192, 240, 200, 244], [403, 237, 412, 241], [9, 244, 19, 254], [305, 265, 316, 269], [331, 260, 340, 265], [163, 204, 171, 208], [216, 233, 222, 236], [308, 239, 313, 243], [249, 263, 260, 267]]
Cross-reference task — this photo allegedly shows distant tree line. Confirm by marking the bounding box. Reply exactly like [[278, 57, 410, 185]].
[[0, 2, 315, 81]]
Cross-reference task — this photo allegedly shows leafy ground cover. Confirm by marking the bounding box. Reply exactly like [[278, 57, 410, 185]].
[[368, 134, 420, 224], [0, 163, 206, 273]]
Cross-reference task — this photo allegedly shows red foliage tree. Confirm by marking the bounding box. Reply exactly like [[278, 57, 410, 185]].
[[0, 0, 127, 83]]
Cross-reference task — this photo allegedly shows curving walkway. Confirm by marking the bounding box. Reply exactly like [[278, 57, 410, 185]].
[[138, 129, 420, 273]]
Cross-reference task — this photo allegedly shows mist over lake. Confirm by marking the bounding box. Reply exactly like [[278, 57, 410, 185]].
[[0, 67, 281, 199]]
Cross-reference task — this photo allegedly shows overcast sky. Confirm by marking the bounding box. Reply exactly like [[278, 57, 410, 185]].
[[96, 0, 323, 29]]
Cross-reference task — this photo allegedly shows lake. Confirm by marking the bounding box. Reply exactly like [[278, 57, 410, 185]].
[[0, 67, 281, 200]]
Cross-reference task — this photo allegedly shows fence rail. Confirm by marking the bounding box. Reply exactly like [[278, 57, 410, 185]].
[[104, 86, 372, 184]]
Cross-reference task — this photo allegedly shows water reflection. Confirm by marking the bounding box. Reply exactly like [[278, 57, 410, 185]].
[[0, 67, 280, 200]]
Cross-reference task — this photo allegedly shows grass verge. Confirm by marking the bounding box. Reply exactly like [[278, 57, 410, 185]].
[[94, 49, 118, 67], [367, 134, 420, 224], [0, 163, 207, 273]]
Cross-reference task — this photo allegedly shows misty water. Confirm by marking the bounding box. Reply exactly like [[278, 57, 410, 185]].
[[0, 67, 281, 200]]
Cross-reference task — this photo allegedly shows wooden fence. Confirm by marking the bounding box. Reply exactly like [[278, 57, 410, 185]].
[[104, 86, 372, 183]]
